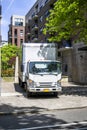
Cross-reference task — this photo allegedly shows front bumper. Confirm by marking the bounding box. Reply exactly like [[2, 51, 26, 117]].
[[28, 86, 62, 93]]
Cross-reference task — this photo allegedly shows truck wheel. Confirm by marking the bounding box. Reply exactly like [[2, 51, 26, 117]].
[[26, 90, 32, 98], [19, 78, 24, 88], [18, 78, 21, 87], [26, 85, 32, 98], [53, 92, 58, 97], [19, 78, 22, 87]]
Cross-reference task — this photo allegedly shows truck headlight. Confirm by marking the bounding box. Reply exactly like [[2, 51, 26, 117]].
[[57, 80, 61, 85], [29, 79, 34, 87], [29, 79, 33, 83]]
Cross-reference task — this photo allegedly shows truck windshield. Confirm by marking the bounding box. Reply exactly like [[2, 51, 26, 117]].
[[29, 61, 61, 74]]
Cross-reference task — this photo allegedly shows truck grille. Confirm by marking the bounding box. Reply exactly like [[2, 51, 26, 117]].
[[37, 82, 54, 88]]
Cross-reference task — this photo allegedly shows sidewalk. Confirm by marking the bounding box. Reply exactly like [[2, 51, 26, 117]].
[[0, 81, 87, 115]]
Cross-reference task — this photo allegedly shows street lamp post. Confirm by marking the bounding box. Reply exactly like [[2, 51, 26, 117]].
[[0, 0, 2, 96]]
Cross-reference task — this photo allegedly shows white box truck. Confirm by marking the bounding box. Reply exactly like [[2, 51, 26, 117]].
[[18, 43, 62, 97]]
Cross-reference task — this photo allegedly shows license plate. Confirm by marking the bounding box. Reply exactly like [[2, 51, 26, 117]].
[[43, 89, 49, 92]]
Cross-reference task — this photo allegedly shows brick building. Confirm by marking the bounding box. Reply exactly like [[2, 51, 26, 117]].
[[8, 15, 25, 47]]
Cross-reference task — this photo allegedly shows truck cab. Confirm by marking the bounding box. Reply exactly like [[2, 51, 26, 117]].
[[25, 60, 62, 97]]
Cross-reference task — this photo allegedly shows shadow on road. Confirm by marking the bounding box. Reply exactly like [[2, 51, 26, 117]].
[[14, 83, 25, 93], [0, 104, 87, 129], [62, 86, 87, 96], [0, 104, 66, 129]]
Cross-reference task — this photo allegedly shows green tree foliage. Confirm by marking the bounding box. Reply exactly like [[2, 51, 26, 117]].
[[1, 45, 21, 76], [43, 0, 87, 43]]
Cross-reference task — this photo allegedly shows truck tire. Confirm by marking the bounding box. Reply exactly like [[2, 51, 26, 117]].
[[25, 83, 32, 98], [26, 90, 32, 98], [19, 78, 22, 87], [27, 92, 31, 98], [19, 78, 24, 88], [53, 92, 58, 97]]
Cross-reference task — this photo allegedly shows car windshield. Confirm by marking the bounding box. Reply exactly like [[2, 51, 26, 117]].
[[29, 61, 61, 75]]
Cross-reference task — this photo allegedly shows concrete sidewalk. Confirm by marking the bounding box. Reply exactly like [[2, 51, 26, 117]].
[[0, 81, 87, 115]]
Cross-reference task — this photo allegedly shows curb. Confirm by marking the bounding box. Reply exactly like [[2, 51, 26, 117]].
[[0, 106, 87, 116]]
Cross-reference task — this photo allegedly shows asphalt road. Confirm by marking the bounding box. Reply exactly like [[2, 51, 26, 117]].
[[0, 108, 87, 130]]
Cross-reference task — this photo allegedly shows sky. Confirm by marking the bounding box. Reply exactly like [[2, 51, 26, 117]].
[[1, 0, 37, 41]]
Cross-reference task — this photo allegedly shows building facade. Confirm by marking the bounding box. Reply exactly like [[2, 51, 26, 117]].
[[8, 15, 25, 47], [25, 0, 57, 43]]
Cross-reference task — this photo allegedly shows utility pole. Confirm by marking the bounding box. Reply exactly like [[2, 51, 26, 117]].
[[0, 1, 1, 96]]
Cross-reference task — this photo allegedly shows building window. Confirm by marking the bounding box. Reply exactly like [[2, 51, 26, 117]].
[[32, 12, 35, 18], [39, 5, 43, 10], [39, 27, 43, 34], [35, 4, 38, 13], [40, 16, 43, 22], [44, 10, 50, 18], [45, 0, 49, 4], [35, 19, 38, 23], [39, 0, 44, 11], [20, 30, 23, 36], [35, 30, 38, 35], [14, 18, 23, 26], [15, 21, 23, 26], [20, 39, 23, 44], [14, 38, 17, 46], [14, 29, 17, 37]]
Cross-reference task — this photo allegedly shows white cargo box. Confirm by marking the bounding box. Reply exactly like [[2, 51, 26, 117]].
[[22, 43, 58, 63]]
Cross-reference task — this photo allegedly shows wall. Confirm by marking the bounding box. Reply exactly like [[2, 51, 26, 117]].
[[59, 43, 87, 84], [58, 47, 73, 81], [72, 43, 87, 84]]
